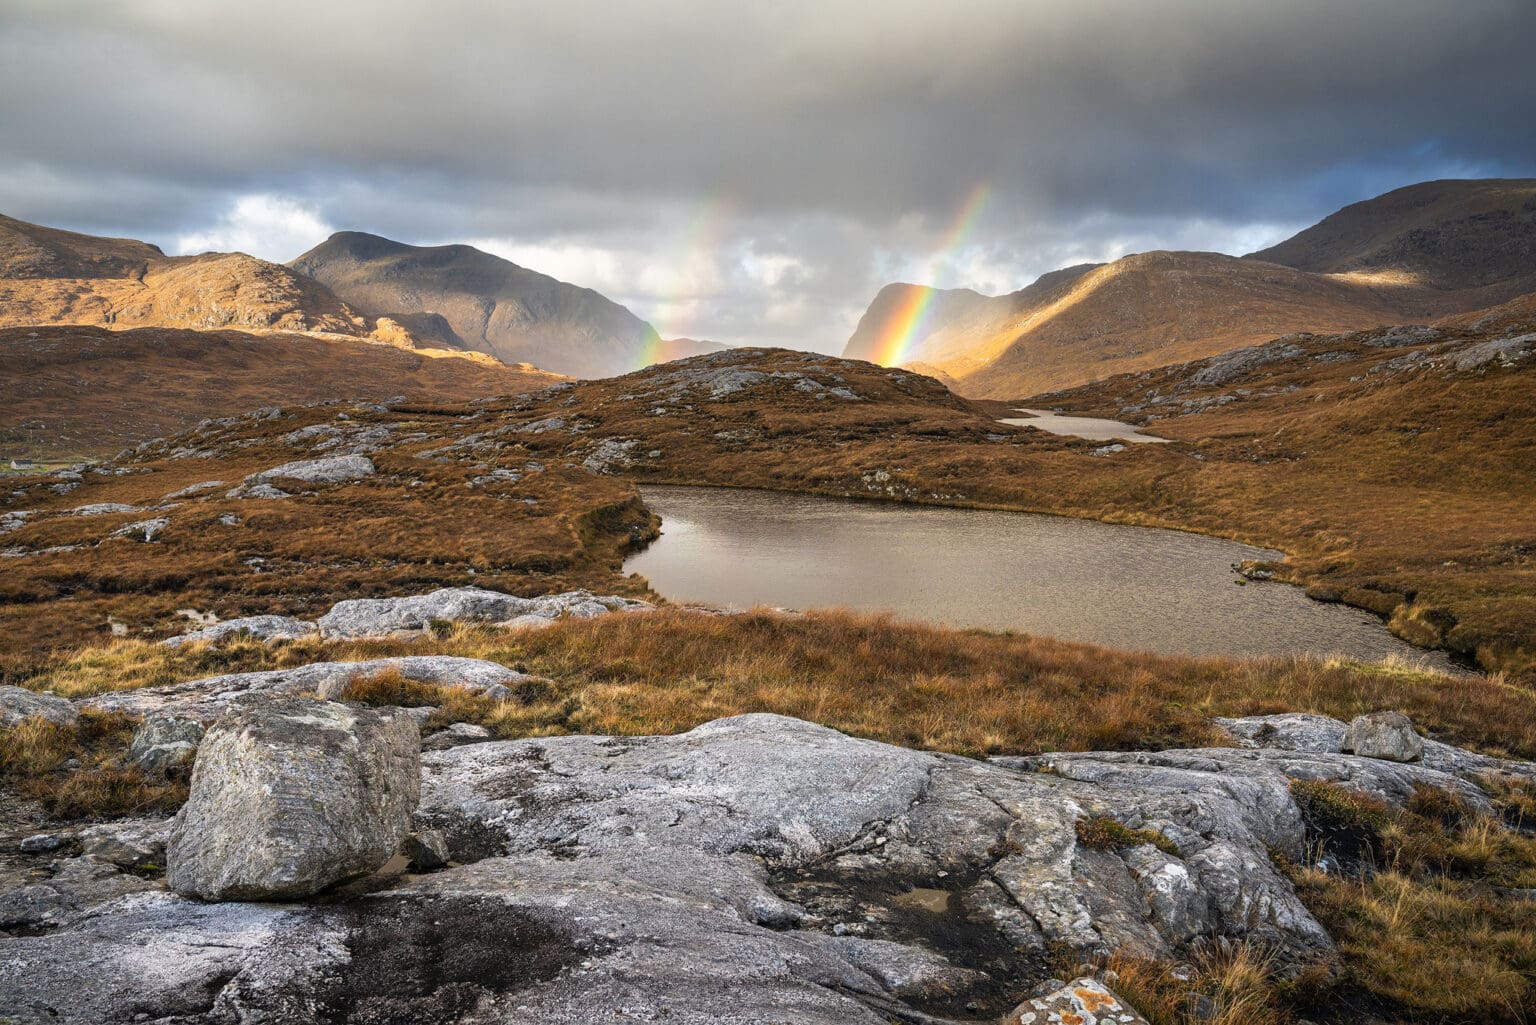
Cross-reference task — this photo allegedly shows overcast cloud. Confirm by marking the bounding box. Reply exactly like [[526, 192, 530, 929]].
[[3, 0, 1533, 351]]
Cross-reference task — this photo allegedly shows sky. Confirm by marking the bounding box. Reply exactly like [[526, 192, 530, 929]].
[[2, 0, 1534, 353]]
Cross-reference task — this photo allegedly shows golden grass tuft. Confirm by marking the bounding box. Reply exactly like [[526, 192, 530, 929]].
[[0, 710, 187, 819]]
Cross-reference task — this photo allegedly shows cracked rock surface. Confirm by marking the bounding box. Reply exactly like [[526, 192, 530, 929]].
[[2, 712, 1531, 1023]]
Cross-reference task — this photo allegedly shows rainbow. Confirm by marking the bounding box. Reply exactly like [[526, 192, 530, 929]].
[[636, 192, 735, 368], [870, 183, 992, 367]]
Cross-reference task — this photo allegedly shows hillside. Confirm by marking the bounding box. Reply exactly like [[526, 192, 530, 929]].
[[1250, 177, 1536, 296], [0, 214, 382, 338], [291, 232, 720, 377], [840, 282, 993, 363], [0, 326, 563, 461], [848, 179, 1536, 399]]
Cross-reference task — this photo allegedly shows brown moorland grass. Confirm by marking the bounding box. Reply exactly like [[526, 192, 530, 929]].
[[15, 609, 1536, 759], [0, 395, 656, 655], [0, 325, 565, 461]]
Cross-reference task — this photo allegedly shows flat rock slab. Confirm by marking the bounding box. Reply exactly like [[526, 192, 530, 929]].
[[162, 614, 319, 647], [0, 685, 78, 728]]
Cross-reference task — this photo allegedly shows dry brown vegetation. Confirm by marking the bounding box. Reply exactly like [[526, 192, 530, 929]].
[[0, 394, 654, 655], [0, 710, 187, 820], [14, 609, 1536, 760], [1283, 777, 1536, 1023], [0, 325, 564, 460]]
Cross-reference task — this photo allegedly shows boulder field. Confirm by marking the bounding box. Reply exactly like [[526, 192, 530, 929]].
[[3, 676, 1533, 1024]]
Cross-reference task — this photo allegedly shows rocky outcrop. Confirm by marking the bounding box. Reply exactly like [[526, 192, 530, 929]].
[[86, 655, 532, 721], [162, 614, 319, 647], [316, 586, 652, 639], [167, 698, 420, 901], [0, 685, 77, 728], [3, 711, 1531, 1023], [246, 454, 376, 486]]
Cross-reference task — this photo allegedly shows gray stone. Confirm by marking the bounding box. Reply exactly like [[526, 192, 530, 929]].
[[127, 713, 205, 774], [1219, 712, 1534, 782], [167, 698, 421, 901], [318, 586, 539, 638], [69, 503, 140, 517], [19, 834, 64, 854], [1342, 711, 1424, 762], [110, 517, 167, 542], [0, 685, 78, 728], [421, 721, 493, 751], [0, 857, 155, 933], [79, 819, 170, 871], [246, 454, 375, 485], [4, 711, 1532, 1024], [161, 614, 318, 647], [399, 829, 450, 871], [86, 655, 530, 721]]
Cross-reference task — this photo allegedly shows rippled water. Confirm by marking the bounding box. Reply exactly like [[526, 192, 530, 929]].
[[626, 485, 1460, 668], [999, 408, 1171, 443]]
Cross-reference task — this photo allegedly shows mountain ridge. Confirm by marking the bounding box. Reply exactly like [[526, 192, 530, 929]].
[[846, 178, 1536, 398]]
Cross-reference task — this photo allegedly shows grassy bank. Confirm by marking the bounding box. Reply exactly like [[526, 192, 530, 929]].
[[12, 608, 1536, 760]]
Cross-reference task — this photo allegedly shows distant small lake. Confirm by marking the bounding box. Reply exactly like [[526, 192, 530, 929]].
[[1000, 408, 1171, 444], [626, 485, 1461, 669]]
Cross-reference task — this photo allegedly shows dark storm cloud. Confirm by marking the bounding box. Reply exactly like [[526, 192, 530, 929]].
[[2, 0, 1533, 349]]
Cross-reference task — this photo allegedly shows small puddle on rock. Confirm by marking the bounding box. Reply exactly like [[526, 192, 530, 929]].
[[891, 886, 953, 913]]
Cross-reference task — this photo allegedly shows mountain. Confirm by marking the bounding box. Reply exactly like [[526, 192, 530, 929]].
[[0, 325, 564, 461], [291, 232, 715, 377], [847, 179, 1536, 399], [840, 283, 993, 363], [1248, 177, 1536, 297], [0, 214, 380, 338]]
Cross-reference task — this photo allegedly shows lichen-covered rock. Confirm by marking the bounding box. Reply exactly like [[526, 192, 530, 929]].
[[315, 585, 652, 639], [246, 454, 375, 485], [1342, 711, 1424, 762], [167, 698, 420, 900], [0, 685, 78, 728], [318, 586, 538, 638], [127, 713, 205, 774], [1219, 712, 1534, 782], [1004, 977, 1150, 1025], [79, 819, 170, 871], [161, 614, 318, 647]]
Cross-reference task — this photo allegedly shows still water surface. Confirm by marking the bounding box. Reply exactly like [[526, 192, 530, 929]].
[[999, 409, 1171, 443], [626, 485, 1460, 668]]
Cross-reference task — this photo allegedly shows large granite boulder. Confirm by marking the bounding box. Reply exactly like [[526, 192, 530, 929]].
[[0, 685, 77, 728], [167, 698, 420, 901], [1342, 711, 1425, 762]]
